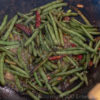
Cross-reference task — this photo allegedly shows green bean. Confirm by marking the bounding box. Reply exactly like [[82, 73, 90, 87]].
[[12, 30, 20, 35], [17, 12, 29, 19], [39, 32, 45, 47], [43, 40, 51, 51], [28, 44, 33, 54], [56, 67, 83, 76], [49, 12, 60, 44], [30, 24, 35, 31], [81, 25, 94, 41], [47, 62, 57, 69], [80, 55, 86, 64], [57, 60, 62, 70], [55, 18, 86, 41], [0, 17, 12, 36], [25, 24, 45, 46], [24, 11, 33, 16], [25, 15, 35, 25], [69, 76, 79, 84], [47, 23, 58, 45], [0, 53, 6, 85], [15, 76, 24, 92], [4, 44, 19, 49], [42, 3, 67, 13], [29, 82, 49, 94], [52, 76, 66, 86], [0, 47, 14, 56], [94, 54, 100, 68], [49, 77, 58, 84], [27, 90, 40, 100], [83, 74, 88, 85], [39, 67, 53, 93], [16, 18, 24, 24], [7, 53, 23, 68], [17, 47, 29, 74], [72, 37, 95, 53], [95, 41, 100, 51], [2, 15, 18, 41], [65, 57, 83, 81], [52, 87, 62, 94], [74, 7, 91, 25], [0, 41, 19, 45], [31, 41, 37, 57], [56, 49, 87, 55], [84, 54, 90, 69], [44, 35, 52, 47], [44, 64, 53, 71], [10, 65, 29, 78], [89, 41, 93, 48], [45, 25, 54, 46], [63, 12, 78, 17], [71, 18, 92, 27], [33, 72, 43, 87], [60, 82, 83, 97], [25, 30, 39, 46], [65, 56, 78, 68], [75, 73, 84, 81], [89, 32, 100, 35], [0, 15, 8, 32], [5, 68, 29, 78], [33, 52, 53, 72], [61, 22, 71, 29], [58, 28, 64, 46], [65, 47, 83, 51], [63, 57, 69, 64], [67, 9, 72, 13], [62, 64, 70, 72], [31, 0, 63, 12], [5, 59, 16, 65]]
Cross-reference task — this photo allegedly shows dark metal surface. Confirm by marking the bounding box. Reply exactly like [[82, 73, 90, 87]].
[[0, 0, 100, 100]]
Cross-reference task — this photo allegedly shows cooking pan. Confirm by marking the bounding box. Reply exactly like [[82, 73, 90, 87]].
[[0, 0, 100, 100]]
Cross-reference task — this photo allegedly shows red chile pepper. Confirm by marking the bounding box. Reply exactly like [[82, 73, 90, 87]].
[[77, 55, 83, 60], [63, 16, 70, 22], [48, 55, 66, 61], [71, 43, 77, 47], [15, 24, 32, 36], [35, 11, 41, 28]]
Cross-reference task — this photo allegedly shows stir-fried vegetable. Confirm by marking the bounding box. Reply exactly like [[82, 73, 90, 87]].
[[0, 0, 99, 99]]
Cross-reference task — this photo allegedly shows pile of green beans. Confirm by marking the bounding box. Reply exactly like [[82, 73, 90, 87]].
[[0, 0, 100, 100]]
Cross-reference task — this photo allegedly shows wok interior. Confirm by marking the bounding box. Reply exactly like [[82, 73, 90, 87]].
[[0, 0, 100, 100]]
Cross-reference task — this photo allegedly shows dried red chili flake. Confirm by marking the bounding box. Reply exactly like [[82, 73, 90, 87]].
[[35, 11, 41, 28], [15, 24, 32, 36], [77, 4, 84, 8], [71, 43, 77, 47], [89, 61, 93, 67], [48, 55, 66, 61], [63, 16, 70, 22], [47, 75, 51, 80], [57, 77, 62, 81], [77, 55, 83, 60], [98, 48, 100, 50]]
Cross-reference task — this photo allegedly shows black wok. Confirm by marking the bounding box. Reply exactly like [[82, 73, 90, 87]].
[[0, 0, 100, 100]]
